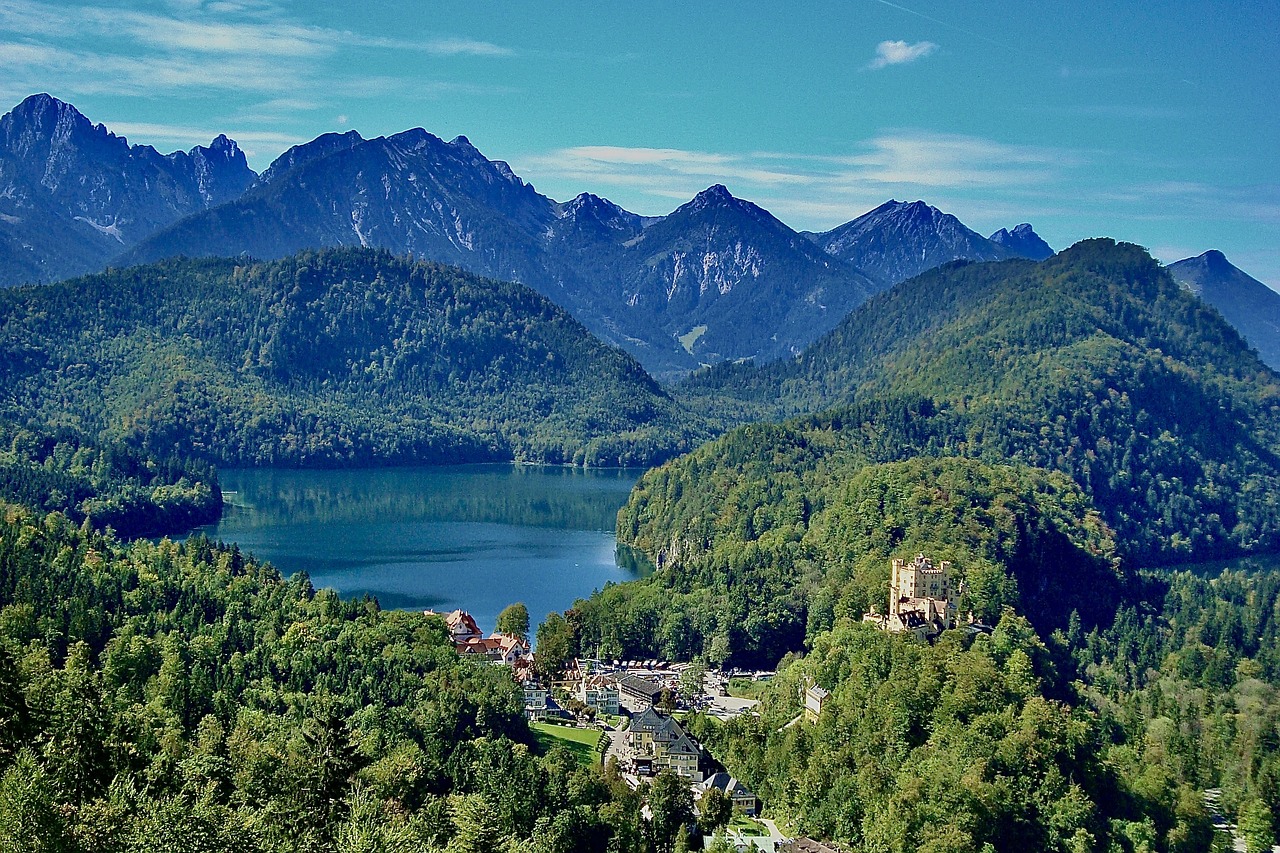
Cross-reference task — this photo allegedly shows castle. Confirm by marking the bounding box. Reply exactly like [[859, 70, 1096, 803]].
[[863, 554, 964, 640]]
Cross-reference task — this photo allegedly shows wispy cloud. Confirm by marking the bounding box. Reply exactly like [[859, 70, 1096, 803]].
[[516, 131, 1086, 225], [422, 37, 513, 57], [105, 120, 307, 154], [867, 39, 937, 70], [0, 0, 514, 104]]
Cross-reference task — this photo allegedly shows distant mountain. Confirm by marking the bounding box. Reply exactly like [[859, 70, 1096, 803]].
[[0, 248, 705, 467], [0, 94, 254, 285], [123, 134, 880, 376], [989, 223, 1054, 260], [256, 129, 364, 186], [808, 200, 1011, 285], [612, 185, 881, 365], [1168, 250, 1280, 371]]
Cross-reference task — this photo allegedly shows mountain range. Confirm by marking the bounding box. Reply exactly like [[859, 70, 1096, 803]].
[[3, 94, 1275, 382], [0, 94, 1054, 379], [0, 93, 253, 285]]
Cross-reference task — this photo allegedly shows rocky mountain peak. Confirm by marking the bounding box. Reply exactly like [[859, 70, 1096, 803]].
[[989, 223, 1054, 261]]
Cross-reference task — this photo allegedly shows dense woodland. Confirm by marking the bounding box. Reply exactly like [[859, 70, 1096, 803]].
[[0, 249, 709, 469], [682, 240, 1280, 566], [0, 421, 220, 537], [0, 501, 710, 853]]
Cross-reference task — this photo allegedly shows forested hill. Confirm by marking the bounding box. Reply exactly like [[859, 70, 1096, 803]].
[[0, 501, 653, 851], [0, 249, 707, 468], [679, 239, 1280, 566], [0, 421, 221, 537]]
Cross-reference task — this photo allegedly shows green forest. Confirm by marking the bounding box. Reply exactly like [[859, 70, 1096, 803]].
[[0, 421, 221, 537], [0, 249, 709, 469], [0, 500, 708, 853]]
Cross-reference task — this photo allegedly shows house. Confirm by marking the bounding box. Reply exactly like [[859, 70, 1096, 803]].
[[457, 632, 530, 665], [628, 705, 703, 781], [700, 772, 758, 816], [522, 678, 549, 719], [803, 683, 829, 723], [427, 609, 482, 643], [577, 674, 620, 716], [863, 554, 965, 641]]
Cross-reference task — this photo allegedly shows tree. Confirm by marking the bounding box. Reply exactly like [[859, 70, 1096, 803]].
[[679, 658, 707, 702], [497, 603, 531, 642], [698, 786, 733, 834], [1240, 799, 1276, 853], [648, 770, 694, 853], [535, 613, 574, 683], [706, 836, 736, 853], [0, 750, 69, 853]]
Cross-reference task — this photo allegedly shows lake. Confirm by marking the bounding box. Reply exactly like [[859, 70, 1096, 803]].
[[198, 465, 651, 634]]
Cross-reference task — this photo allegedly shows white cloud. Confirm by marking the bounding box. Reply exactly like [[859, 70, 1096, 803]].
[[421, 37, 513, 57], [0, 0, 514, 104], [867, 39, 937, 70], [104, 120, 307, 153]]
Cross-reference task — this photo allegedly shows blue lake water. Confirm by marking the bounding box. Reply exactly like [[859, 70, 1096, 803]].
[[198, 465, 651, 634]]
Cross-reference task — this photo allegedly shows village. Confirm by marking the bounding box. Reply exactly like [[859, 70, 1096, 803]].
[[422, 554, 969, 851]]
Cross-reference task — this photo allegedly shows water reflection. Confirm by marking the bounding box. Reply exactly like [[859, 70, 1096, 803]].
[[201, 464, 653, 632]]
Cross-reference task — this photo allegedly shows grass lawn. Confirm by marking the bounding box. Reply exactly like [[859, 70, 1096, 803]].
[[529, 721, 604, 767], [726, 678, 770, 701], [728, 814, 767, 836]]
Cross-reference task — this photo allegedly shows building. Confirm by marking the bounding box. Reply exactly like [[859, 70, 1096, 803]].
[[863, 554, 964, 641], [803, 683, 829, 723], [522, 678, 549, 719], [628, 705, 703, 780], [577, 674, 621, 716], [457, 632, 530, 665], [778, 840, 850, 853], [435, 609, 482, 643], [700, 772, 758, 816], [619, 673, 663, 709]]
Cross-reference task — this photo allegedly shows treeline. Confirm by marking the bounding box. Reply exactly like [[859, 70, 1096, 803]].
[[0, 422, 220, 537], [688, 615, 1213, 853], [0, 249, 711, 468], [0, 502, 704, 853]]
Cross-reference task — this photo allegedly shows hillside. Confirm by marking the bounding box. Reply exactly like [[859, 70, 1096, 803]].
[[611, 185, 880, 365], [0, 501, 650, 852], [680, 240, 1280, 566], [0, 248, 706, 467], [1169, 249, 1280, 371]]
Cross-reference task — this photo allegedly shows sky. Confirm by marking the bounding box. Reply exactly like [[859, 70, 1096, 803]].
[[2, 0, 1278, 287]]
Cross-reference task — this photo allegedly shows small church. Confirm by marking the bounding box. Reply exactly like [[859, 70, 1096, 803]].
[[863, 554, 964, 641]]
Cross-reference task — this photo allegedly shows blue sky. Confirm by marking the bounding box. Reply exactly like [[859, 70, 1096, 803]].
[[3, 0, 1277, 286]]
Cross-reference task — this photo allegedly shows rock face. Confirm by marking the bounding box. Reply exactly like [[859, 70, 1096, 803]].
[[1169, 250, 1280, 371], [808, 200, 1011, 285], [612, 185, 880, 365], [989, 223, 1054, 260], [0, 94, 255, 285]]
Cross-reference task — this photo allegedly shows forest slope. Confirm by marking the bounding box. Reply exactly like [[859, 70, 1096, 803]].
[[680, 240, 1280, 566], [0, 249, 707, 468]]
